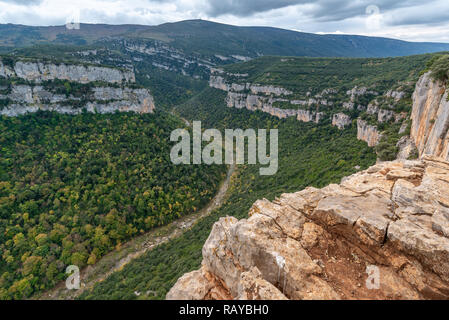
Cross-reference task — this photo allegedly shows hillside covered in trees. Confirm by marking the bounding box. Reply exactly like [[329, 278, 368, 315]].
[[0, 111, 225, 299], [2, 20, 449, 58]]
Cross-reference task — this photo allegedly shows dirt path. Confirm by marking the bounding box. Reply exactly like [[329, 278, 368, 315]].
[[37, 163, 235, 300]]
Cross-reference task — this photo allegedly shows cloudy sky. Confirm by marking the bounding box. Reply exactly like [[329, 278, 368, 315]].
[[0, 0, 448, 42]]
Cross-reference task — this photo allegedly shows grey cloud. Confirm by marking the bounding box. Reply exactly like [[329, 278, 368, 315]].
[[205, 0, 432, 24], [390, 15, 449, 26], [300, 0, 425, 22], [384, 3, 449, 26], [205, 0, 304, 17]]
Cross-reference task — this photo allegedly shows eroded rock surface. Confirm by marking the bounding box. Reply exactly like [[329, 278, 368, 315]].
[[396, 136, 418, 160], [0, 85, 154, 117], [332, 113, 352, 130], [0, 58, 155, 116], [168, 157, 449, 300], [411, 72, 449, 161], [357, 119, 382, 147], [0, 59, 134, 84]]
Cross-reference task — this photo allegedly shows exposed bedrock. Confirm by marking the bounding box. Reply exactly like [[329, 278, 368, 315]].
[[168, 157, 449, 300], [0, 59, 135, 84], [357, 119, 382, 147], [411, 72, 449, 161]]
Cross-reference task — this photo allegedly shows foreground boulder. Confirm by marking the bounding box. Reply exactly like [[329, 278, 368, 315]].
[[167, 157, 449, 300]]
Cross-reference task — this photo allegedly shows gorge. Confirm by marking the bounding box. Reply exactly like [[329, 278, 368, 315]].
[[167, 68, 449, 300]]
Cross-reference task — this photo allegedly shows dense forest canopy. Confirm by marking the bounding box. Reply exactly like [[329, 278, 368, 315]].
[[0, 110, 225, 299], [428, 54, 449, 82], [222, 54, 433, 96]]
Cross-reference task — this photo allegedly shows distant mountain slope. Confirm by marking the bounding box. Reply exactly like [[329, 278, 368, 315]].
[[1, 19, 449, 58], [208, 53, 445, 161], [220, 55, 432, 93]]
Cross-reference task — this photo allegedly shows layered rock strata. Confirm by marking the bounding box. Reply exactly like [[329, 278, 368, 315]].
[[411, 72, 449, 161], [0, 85, 154, 117], [0, 59, 134, 84], [357, 119, 382, 147], [0, 58, 155, 116], [332, 113, 352, 129], [168, 157, 449, 300]]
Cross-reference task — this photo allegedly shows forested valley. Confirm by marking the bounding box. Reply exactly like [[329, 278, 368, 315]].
[[0, 110, 225, 299], [78, 87, 377, 299]]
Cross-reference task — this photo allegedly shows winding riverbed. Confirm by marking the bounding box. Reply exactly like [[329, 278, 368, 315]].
[[37, 164, 235, 300]]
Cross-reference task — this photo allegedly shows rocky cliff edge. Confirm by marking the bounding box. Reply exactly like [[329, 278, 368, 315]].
[[0, 58, 155, 116], [167, 157, 449, 300]]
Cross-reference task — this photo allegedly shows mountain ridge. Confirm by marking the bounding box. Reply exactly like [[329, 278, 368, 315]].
[[1, 19, 449, 58]]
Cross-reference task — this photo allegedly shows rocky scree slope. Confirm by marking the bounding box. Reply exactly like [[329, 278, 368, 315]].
[[168, 157, 449, 300], [0, 57, 155, 116]]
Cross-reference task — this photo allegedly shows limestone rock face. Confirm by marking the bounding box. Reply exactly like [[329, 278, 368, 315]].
[[346, 86, 378, 101], [249, 85, 292, 96], [1, 59, 135, 84], [378, 109, 395, 123], [237, 267, 289, 300], [225, 91, 324, 123], [0, 85, 154, 117], [386, 90, 406, 101], [166, 266, 232, 300], [332, 113, 351, 129], [396, 136, 418, 160], [210, 74, 330, 124], [210, 77, 292, 96], [297, 109, 323, 124], [367, 102, 379, 115], [0, 61, 15, 78], [357, 119, 382, 147], [296, 109, 315, 122], [411, 72, 449, 161], [167, 158, 449, 300], [0, 58, 154, 116], [209, 76, 230, 91]]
